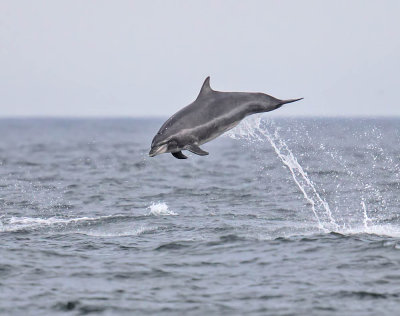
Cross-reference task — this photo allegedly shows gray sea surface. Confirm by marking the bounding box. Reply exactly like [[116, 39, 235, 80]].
[[1, 117, 400, 315]]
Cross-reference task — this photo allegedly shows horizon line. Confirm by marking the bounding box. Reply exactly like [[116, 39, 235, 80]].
[[0, 114, 399, 120]]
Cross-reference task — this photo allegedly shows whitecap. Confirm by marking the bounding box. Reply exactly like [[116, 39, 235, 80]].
[[77, 225, 159, 237], [335, 224, 400, 238], [147, 202, 178, 216], [0, 215, 119, 233]]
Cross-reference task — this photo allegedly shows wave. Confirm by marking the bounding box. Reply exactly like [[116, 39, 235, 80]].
[[252, 219, 400, 241], [76, 225, 159, 237], [0, 212, 141, 233], [0, 215, 103, 232], [0, 202, 176, 235], [0, 214, 161, 238], [335, 224, 400, 239]]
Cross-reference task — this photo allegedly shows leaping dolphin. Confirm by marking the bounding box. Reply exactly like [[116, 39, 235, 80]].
[[149, 77, 302, 159]]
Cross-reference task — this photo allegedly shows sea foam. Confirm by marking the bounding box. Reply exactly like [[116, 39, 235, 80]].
[[148, 202, 178, 216]]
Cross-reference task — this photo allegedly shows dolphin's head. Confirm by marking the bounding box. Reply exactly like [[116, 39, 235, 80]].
[[149, 133, 180, 157]]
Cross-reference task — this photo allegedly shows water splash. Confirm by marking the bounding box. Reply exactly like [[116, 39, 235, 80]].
[[310, 126, 392, 225], [339, 224, 400, 238], [361, 201, 372, 229], [228, 116, 342, 231], [148, 202, 178, 216]]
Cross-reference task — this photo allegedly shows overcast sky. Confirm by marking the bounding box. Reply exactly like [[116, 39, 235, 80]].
[[1, 1, 399, 117]]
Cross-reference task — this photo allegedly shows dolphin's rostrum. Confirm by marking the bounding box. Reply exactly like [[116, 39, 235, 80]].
[[149, 77, 302, 159]]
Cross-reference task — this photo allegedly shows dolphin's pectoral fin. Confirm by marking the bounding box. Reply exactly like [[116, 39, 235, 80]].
[[172, 151, 188, 159], [185, 144, 209, 156]]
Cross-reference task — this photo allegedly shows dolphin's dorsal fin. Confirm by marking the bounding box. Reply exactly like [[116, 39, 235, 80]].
[[197, 76, 213, 99]]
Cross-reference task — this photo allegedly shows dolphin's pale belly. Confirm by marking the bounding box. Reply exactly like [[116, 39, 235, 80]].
[[173, 106, 247, 147]]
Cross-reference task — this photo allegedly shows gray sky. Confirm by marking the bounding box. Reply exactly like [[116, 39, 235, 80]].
[[1, 1, 399, 117]]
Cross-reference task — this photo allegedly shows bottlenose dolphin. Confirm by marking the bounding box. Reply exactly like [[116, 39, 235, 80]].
[[149, 77, 302, 159]]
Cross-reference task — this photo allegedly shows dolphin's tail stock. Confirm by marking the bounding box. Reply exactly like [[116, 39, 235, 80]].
[[279, 98, 303, 105], [273, 97, 303, 111], [261, 96, 303, 113]]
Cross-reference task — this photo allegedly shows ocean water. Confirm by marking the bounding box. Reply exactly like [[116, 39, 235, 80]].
[[0, 117, 400, 315]]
